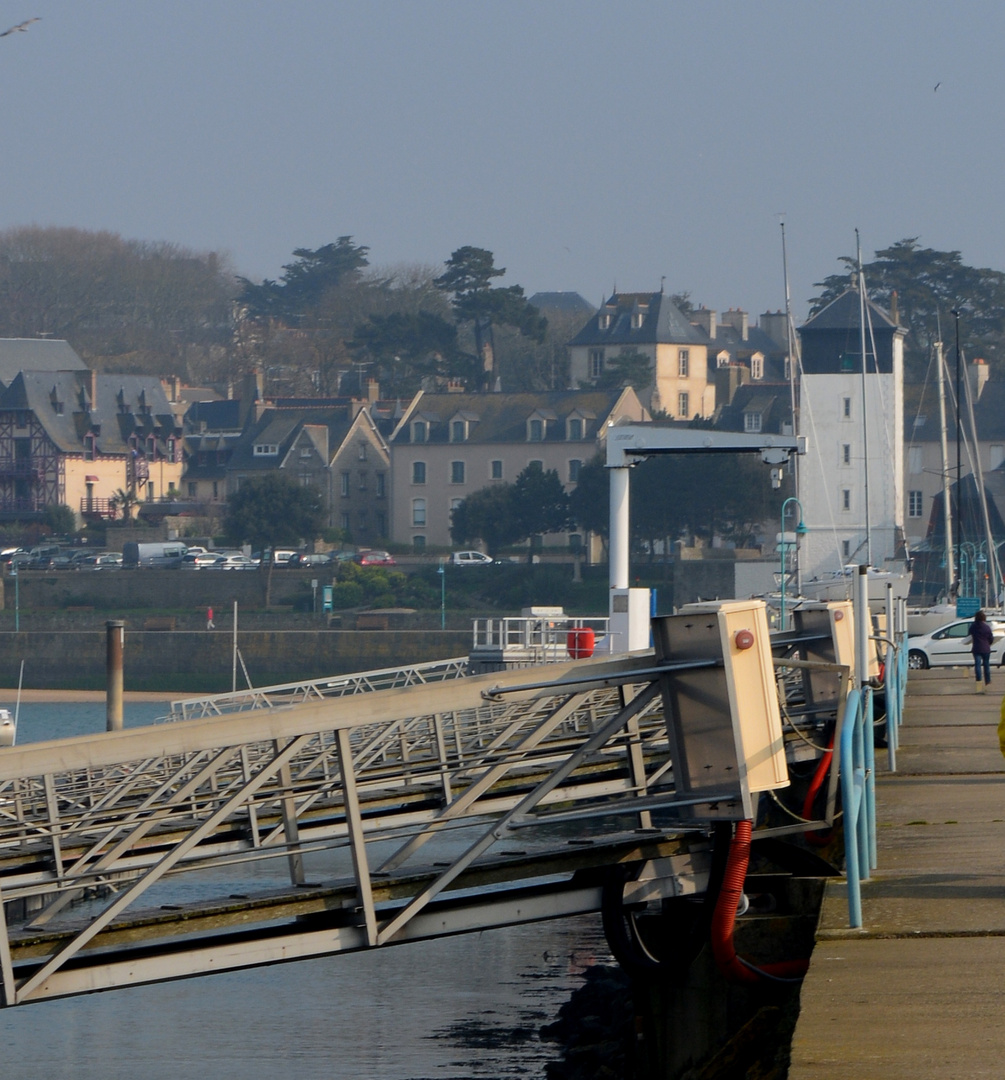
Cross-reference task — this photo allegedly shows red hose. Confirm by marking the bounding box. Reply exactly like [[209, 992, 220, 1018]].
[[802, 735, 835, 845], [710, 820, 810, 984]]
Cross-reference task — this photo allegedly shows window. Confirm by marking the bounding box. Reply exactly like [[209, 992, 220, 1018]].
[[300, 474, 312, 487], [842, 488, 851, 511], [528, 418, 544, 442], [358, 471, 366, 490], [750, 355, 763, 380], [84, 434, 95, 461], [992, 444, 1005, 470], [376, 511, 386, 537], [843, 444, 852, 466], [212, 481, 218, 500], [631, 312, 644, 329], [717, 352, 730, 368], [450, 497, 463, 513], [341, 472, 350, 497], [598, 314, 611, 330], [744, 412, 762, 433], [568, 418, 583, 441], [491, 459, 503, 480], [908, 446, 923, 474], [254, 444, 279, 456], [451, 420, 466, 443], [450, 460, 465, 484], [843, 539, 851, 559], [188, 482, 197, 497], [411, 421, 427, 444], [842, 397, 852, 419], [678, 392, 689, 418], [413, 534, 426, 549], [340, 513, 350, 532], [784, 357, 792, 380], [530, 460, 543, 471], [678, 349, 689, 378], [909, 490, 924, 517], [412, 461, 426, 485], [375, 473, 385, 497], [412, 498, 426, 527], [569, 459, 582, 482], [358, 443, 367, 461], [300, 447, 312, 458], [589, 349, 604, 379], [167, 438, 176, 462]]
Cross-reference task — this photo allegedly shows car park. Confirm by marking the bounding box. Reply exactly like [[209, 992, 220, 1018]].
[[451, 550, 493, 567], [907, 618, 1005, 669], [288, 552, 332, 568], [214, 553, 259, 570], [357, 550, 396, 567], [182, 552, 225, 568]]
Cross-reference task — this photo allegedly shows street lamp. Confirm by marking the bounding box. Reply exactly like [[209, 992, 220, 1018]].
[[438, 559, 446, 630], [779, 496, 808, 631], [10, 564, 18, 633]]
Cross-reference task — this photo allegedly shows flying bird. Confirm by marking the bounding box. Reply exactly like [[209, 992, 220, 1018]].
[[0, 17, 40, 37], [934, 82, 941, 92]]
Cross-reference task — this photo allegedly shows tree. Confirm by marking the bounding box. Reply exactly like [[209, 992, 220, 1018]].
[[350, 310, 459, 397], [810, 239, 1005, 377], [569, 455, 609, 544], [435, 247, 547, 390], [512, 462, 570, 560], [590, 346, 652, 392], [43, 504, 77, 537], [223, 473, 324, 552], [450, 484, 521, 557], [237, 237, 370, 323]]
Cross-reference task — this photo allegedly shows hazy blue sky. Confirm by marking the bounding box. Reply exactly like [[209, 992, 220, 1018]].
[[0, 1, 1001, 321]]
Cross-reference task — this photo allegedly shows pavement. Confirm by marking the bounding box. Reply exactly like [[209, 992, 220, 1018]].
[[789, 668, 1005, 1079]]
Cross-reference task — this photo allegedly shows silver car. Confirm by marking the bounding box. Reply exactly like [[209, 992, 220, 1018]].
[[907, 618, 1005, 670]]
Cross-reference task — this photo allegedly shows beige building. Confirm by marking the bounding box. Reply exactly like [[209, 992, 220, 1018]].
[[388, 388, 648, 550], [568, 291, 714, 418]]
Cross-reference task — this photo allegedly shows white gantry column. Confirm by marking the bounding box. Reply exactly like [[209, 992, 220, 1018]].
[[609, 465, 631, 592]]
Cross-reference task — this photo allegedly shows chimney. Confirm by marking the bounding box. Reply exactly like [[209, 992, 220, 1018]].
[[971, 358, 990, 401], [90, 369, 98, 411], [890, 290, 899, 326], [720, 309, 749, 340], [759, 312, 789, 349], [690, 307, 717, 339], [367, 378, 380, 404]]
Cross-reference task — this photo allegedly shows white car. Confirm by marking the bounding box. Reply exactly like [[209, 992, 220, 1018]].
[[451, 550, 493, 567], [907, 618, 1005, 670]]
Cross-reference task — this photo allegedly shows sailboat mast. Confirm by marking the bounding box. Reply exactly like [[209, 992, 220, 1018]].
[[781, 222, 802, 594], [935, 340, 956, 597], [856, 230, 873, 567]]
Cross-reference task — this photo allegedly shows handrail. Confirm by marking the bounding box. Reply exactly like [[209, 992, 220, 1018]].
[[840, 686, 875, 927]]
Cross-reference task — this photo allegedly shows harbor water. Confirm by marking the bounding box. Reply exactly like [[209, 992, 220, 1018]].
[[0, 702, 612, 1079]]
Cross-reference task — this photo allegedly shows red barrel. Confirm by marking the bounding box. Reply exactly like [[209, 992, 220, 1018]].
[[567, 627, 595, 659]]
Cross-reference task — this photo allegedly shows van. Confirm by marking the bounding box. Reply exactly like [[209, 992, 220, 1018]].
[[121, 542, 188, 568]]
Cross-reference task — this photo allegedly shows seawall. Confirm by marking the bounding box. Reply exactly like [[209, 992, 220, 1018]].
[[0, 629, 471, 693]]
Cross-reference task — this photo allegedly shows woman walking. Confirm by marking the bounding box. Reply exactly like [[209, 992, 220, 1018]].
[[968, 610, 995, 692]]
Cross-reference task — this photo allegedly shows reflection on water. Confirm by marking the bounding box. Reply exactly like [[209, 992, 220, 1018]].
[[0, 704, 612, 1079]]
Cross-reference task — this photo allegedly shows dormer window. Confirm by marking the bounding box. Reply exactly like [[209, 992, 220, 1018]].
[[631, 312, 644, 330], [254, 443, 279, 456], [411, 420, 427, 444], [451, 419, 466, 443], [598, 314, 611, 330], [528, 418, 544, 442], [750, 354, 764, 380], [567, 417, 583, 441], [717, 351, 730, 368], [744, 412, 763, 433], [50, 387, 64, 415]]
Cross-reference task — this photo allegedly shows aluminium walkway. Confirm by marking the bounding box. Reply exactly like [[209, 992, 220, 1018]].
[[790, 668, 1005, 1078]]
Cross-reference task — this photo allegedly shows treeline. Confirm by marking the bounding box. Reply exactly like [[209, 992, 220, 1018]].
[[0, 227, 585, 396]]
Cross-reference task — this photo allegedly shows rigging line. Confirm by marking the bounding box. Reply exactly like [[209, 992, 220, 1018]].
[[856, 230, 872, 566]]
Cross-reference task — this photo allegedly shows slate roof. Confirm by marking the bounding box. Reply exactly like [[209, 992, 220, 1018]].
[[906, 380, 1005, 443], [0, 371, 178, 455], [800, 288, 903, 333], [186, 398, 243, 432], [0, 339, 87, 390], [712, 382, 792, 434], [227, 406, 357, 472], [568, 292, 707, 347], [390, 389, 638, 445], [528, 292, 595, 314]]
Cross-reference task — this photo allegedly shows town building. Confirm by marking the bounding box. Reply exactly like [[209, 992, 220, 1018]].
[[388, 387, 647, 550], [0, 339, 87, 390], [0, 370, 182, 524]]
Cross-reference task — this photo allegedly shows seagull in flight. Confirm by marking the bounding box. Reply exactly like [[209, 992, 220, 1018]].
[[0, 17, 40, 38]]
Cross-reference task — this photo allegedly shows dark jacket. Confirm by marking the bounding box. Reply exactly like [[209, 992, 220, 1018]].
[[970, 620, 995, 655]]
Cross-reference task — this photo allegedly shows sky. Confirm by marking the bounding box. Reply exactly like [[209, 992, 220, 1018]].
[[0, 1, 1002, 324]]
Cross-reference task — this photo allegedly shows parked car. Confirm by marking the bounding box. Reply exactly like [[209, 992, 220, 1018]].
[[357, 550, 396, 567], [79, 552, 123, 570], [907, 618, 1005, 670], [215, 553, 259, 571], [451, 550, 493, 567], [182, 552, 225, 568], [288, 552, 332, 568]]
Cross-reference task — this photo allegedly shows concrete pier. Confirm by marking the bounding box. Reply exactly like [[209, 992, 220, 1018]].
[[790, 667, 1005, 1077]]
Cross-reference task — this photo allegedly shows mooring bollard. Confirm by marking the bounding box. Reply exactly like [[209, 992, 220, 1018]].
[[106, 619, 124, 731]]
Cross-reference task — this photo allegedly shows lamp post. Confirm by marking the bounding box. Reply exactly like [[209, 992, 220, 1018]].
[[438, 559, 446, 630], [779, 496, 808, 631], [951, 308, 962, 596], [10, 564, 18, 633]]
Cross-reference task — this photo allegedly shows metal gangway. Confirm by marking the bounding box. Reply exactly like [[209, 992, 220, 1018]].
[[0, 598, 890, 1009]]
